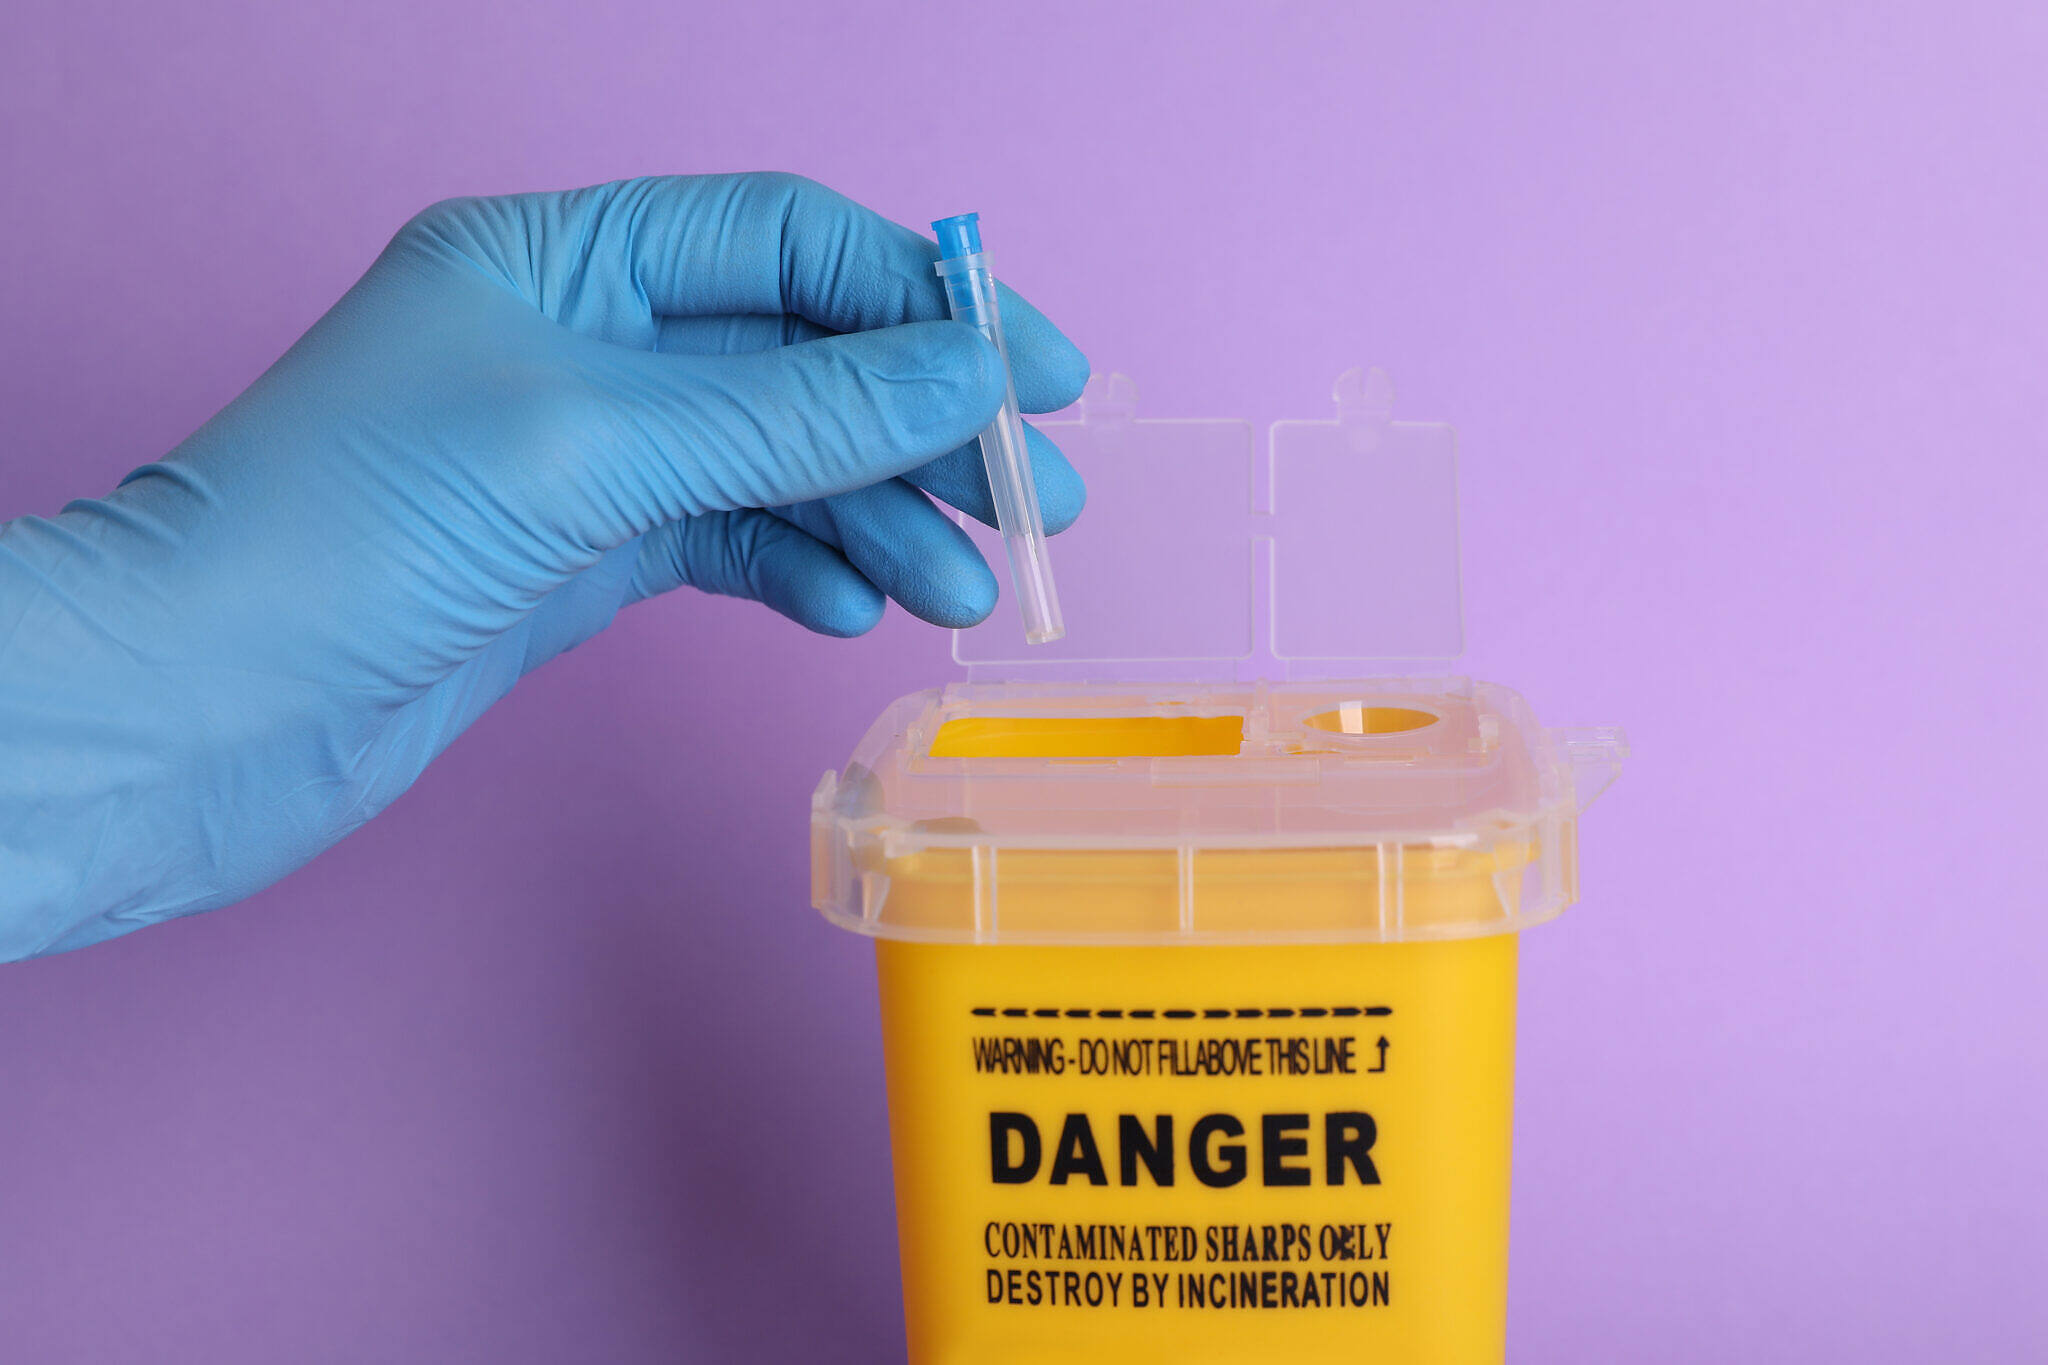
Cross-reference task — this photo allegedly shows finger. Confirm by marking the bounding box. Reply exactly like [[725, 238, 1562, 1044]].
[[773, 480, 999, 628], [652, 312, 1084, 534], [655, 303, 1084, 416], [902, 421, 1086, 534], [652, 307, 1083, 533], [991, 299, 1091, 414], [654, 312, 829, 357], [628, 510, 885, 637], [576, 320, 1004, 526], [607, 174, 1089, 407]]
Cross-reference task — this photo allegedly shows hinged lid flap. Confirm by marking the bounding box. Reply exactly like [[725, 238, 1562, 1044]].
[[950, 368, 1462, 679], [1267, 367, 1465, 670], [951, 374, 1256, 679]]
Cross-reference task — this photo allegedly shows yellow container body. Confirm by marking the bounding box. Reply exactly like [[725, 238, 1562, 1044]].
[[816, 687, 1624, 1361], [875, 931, 1518, 1364]]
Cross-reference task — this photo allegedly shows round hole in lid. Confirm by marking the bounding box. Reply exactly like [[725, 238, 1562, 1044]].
[[1302, 704, 1439, 736]]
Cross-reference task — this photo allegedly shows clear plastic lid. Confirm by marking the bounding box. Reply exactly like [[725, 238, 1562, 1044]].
[[811, 370, 1627, 946], [951, 367, 1462, 679]]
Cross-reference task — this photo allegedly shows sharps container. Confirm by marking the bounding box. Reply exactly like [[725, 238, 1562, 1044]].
[[812, 370, 1626, 1363]]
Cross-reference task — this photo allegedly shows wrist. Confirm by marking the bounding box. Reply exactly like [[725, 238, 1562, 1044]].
[[0, 505, 227, 958]]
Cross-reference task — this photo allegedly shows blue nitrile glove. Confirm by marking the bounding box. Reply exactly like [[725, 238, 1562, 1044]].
[[0, 173, 1088, 961]]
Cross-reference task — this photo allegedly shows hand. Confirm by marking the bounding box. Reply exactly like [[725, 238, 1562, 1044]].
[[0, 173, 1089, 960]]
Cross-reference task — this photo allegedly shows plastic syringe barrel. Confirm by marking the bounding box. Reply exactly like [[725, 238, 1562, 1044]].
[[932, 214, 1065, 645]]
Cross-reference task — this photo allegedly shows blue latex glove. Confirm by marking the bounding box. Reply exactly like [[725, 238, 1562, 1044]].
[[0, 174, 1088, 961]]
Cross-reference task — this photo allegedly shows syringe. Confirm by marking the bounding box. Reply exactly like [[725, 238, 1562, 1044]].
[[931, 212, 1065, 645]]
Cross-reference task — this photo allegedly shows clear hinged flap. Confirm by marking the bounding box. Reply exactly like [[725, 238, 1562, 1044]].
[[951, 374, 1256, 677], [951, 368, 1462, 678], [1268, 367, 1464, 666]]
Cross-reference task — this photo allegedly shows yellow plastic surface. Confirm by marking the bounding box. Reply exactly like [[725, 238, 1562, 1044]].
[[876, 931, 1517, 1363], [1302, 703, 1439, 735], [929, 715, 1247, 759]]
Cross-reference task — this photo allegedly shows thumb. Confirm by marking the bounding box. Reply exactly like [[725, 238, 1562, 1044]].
[[574, 320, 1004, 533]]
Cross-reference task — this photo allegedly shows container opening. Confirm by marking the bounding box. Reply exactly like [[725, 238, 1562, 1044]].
[[1303, 704, 1439, 736], [929, 716, 1246, 759]]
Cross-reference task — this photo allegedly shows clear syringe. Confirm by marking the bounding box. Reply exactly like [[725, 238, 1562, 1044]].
[[931, 212, 1065, 645]]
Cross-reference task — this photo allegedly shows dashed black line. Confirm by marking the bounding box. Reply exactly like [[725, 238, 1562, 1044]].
[[968, 1005, 1393, 1019]]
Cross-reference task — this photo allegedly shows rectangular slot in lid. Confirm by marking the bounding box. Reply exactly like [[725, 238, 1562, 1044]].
[[929, 714, 1247, 759]]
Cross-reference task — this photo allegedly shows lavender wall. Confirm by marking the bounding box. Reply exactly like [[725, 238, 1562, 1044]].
[[4, 2, 2044, 1360]]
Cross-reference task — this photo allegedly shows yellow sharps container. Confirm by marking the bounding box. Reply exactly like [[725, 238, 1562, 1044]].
[[812, 371, 1626, 1363]]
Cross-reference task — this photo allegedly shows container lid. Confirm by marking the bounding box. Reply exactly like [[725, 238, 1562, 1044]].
[[810, 676, 1627, 946], [951, 368, 1463, 680], [811, 369, 1626, 947]]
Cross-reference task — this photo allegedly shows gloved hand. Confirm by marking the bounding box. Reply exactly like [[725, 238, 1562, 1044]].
[[0, 173, 1088, 961]]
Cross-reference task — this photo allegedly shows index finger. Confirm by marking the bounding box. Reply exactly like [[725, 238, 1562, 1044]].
[[612, 174, 1090, 409]]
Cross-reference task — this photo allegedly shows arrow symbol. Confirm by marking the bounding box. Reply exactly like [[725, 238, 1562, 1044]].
[[1368, 1036, 1390, 1073]]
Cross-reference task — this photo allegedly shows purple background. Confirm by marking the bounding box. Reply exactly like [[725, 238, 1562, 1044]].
[[4, 2, 2044, 1360]]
